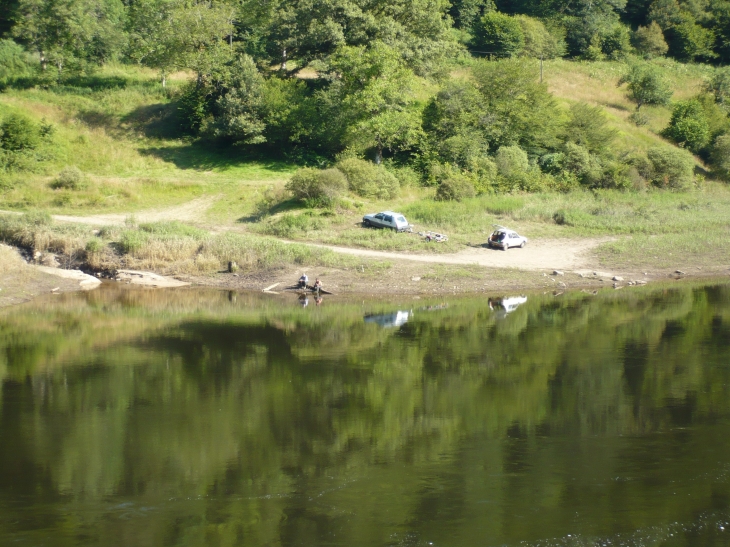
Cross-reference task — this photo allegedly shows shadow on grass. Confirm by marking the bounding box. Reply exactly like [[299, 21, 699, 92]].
[[122, 103, 181, 139], [140, 141, 301, 174], [237, 199, 304, 223], [604, 102, 631, 112]]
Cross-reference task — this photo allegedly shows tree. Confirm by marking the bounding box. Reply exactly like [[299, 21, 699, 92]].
[[515, 15, 565, 59], [449, 0, 495, 31], [127, 0, 234, 86], [473, 11, 525, 57], [249, 0, 460, 77], [472, 58, 565, 155], [670, 14, 715, 61], [211, 57, 267, 145], [632, 21, 669, 58], [617, 62, 672, 110], [662, 99, 710, 153], [330, 42, 424, 164], [564, 102, 618, 154], [12, 0, 126, 73]]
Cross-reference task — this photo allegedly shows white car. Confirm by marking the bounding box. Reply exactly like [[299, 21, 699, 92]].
[[488, 225, 527, 250], [362, 211, 411, 232]]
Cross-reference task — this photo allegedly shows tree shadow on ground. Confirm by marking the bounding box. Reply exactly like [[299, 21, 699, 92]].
[[140, 140, 299, 174], [237, 199, 303, 223], [121, 103, 180, 139]]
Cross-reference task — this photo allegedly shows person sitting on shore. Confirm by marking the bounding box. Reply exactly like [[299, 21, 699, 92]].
[[297, 273, 308, 288], [313, 278, 322, 291]]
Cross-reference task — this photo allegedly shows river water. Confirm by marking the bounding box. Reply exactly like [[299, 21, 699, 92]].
[[1, 283, 729, 547]]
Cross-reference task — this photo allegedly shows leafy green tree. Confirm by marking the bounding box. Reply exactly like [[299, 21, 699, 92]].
[[0, 0, 20, 37], [662, 99, 710, 153], [12, 0, 127, 73], [617, 62, 673, 110], [515, 15, 565, 58], [632, 21, 669, 58], [473, 11, 525, 57], [564, 102, 618, 154], [472, 58, 565, 155], [212, 55, 267, 145], [252, 0, 460, 77], [128, 0, 234, 86], [671, 14, 716, 60], [449, 0, 496, 31], [330, 42, 424, 164], [647, 0, 683, 29]]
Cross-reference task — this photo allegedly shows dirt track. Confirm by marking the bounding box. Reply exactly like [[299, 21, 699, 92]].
[[1, 198, 609, 273]]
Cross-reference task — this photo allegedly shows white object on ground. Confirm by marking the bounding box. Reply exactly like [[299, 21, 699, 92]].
[[116, 270, 190, 288], [36, 266, 101, 290]]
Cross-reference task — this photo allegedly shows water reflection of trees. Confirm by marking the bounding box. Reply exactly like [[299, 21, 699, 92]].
[[0, 284, 729, 545]]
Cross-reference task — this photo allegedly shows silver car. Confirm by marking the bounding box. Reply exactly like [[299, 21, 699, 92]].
[[362, 211, 411, 232], [488, 225, 527, 250]]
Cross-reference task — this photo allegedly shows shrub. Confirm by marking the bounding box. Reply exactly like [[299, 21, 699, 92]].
[[706, 67, 730, 108], [260, 213, 325, 237], [646, 146, 695, 190], [474, 12, 525, 57], [495, 145, 529, 177], [336, 158, 400, 199], [662, 99, 710, 154], [435, 173, 476, 201], [711, 133, 730, 180], [178, 81, 213, 135], [632, 22, 669, 59], [628, 111, 649, 126], [286, 167, 347, 207], [0, 39, 36, 89], [565, 102, 617, 154], [85, 238, 103, 254], [50, 166, 85, 190], [0, 113, 40, 151]]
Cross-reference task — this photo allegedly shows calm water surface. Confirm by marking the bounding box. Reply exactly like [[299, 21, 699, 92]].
[[1, 283, 730, 547]]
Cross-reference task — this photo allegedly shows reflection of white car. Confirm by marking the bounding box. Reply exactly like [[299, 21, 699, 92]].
[[488, 225, 527, 250], [362, 211, 411, 232], [364, 310, 411, 328], [489, 296, 527, 315]]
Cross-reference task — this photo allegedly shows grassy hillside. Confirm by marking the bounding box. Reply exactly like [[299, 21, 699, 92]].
[[1, 60, 729, 276]]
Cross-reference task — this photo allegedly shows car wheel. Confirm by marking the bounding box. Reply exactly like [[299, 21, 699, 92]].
[[520, 241, 526, 248], [363, 219, 371, 227], [503, 245, 509, 251], [392, 227, 398, 233]]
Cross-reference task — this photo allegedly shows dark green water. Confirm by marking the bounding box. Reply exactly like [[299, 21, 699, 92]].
[[1, 283, 730, 547]]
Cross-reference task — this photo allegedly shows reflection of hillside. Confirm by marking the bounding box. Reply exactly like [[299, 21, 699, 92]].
[[0, 284, 730, 545]]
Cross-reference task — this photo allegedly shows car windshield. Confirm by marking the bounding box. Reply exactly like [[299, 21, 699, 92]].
[[397, 216, 406, 223]]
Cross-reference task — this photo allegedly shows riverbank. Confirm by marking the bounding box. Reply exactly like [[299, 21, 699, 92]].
[[3, 239, 728, 310]]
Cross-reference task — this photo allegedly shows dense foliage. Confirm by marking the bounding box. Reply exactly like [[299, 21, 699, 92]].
[[2, 0, 730, 195]]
